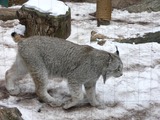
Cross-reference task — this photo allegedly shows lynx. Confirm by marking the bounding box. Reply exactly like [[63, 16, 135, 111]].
[[5, 32, 123, 109]]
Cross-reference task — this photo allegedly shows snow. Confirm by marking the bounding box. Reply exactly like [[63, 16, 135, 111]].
[[24, 0, 69, 16], [0, 2, 160, 120]]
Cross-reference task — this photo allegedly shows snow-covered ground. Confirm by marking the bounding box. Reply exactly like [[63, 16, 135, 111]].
[[0, 2, 160, 120]]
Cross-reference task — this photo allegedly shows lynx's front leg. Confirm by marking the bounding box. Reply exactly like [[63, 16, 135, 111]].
[[84, 81, 101, 107], [63, 81, 83, 109]]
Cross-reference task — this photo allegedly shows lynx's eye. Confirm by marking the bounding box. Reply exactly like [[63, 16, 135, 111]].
[[117, 67, 120, 71], [116, 66, 121, 72]]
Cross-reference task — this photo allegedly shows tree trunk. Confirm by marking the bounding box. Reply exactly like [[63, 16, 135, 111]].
[[17, 5, 71, 39]]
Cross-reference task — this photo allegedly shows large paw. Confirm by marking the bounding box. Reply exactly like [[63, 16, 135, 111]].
[[7, 87, 20, 96], [105, 101, 119, 107], [63, 99, 76, 109], [48, 101, 62, 108], [63, 100, 71, 109], [96, 104, 106, 109], [90, 100, 105, 109]]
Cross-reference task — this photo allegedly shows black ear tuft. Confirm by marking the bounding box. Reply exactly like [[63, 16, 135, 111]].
[[11, 32, 17, 37], [115, 46, 119, 56]]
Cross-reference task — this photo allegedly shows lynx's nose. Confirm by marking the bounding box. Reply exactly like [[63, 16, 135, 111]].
[[116, 73, 123, 77], [120, 73, 123, 77]]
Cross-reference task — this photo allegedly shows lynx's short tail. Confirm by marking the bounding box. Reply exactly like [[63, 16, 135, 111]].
[[11, 32, 24, 43]]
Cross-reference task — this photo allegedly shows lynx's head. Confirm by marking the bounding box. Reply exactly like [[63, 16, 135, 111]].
[[102, 46, 123, 83]]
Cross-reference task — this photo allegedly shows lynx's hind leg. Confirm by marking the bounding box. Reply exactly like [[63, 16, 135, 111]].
[[63, 81, 83, 109], [25, 57, 62, 107], [32, 72, 62, 107], [5, 54, 28, 95]]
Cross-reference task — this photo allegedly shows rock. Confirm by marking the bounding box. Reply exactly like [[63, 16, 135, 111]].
[[90, 30, 108, 42], [114, 31, 160, 44], [125, 0, 160, 13], [97, 40, 106, 46], [112, 0, 142, 9], [90, 30, 107, 46], [0, 107, 23, 120]]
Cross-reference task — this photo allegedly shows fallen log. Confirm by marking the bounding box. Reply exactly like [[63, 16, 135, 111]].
[[0, 8, 19, 21], [114, 31, 160, 44]]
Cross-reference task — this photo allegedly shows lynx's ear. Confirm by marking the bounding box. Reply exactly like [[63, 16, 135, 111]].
[[114, 46, 119, 56], [103, 74, 107, 84]]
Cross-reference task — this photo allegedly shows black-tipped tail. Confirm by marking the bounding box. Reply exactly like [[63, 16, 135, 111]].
[[11, 32, 17, 38], [115, 46, 119, 56]]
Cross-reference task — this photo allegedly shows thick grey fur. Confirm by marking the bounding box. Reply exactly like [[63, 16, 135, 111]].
[[5, 36, 123, 109]]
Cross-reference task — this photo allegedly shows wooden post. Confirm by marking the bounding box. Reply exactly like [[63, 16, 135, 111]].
[[96, 0, 112, 26]]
